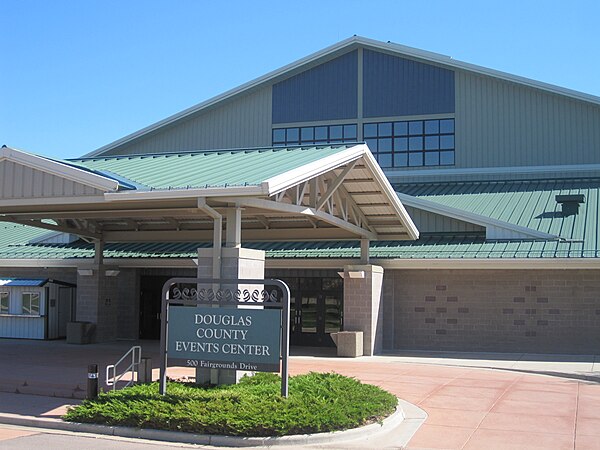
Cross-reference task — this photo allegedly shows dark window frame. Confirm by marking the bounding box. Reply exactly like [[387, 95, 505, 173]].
[[363, 118, 455, 168], [273, 124, 358, 147]]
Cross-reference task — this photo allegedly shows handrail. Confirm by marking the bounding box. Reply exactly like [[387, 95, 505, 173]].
[[106, 346, 141, 390]]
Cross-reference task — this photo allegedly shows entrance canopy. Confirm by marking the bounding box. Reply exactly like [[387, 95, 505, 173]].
[[0, 144, 418, 243]]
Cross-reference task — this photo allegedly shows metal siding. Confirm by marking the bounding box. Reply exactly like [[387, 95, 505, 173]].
[[363, 50, 455, 118], [272, 51, 358, 124], [405, 206, 483, 234], [105, 88, 272, 156], [0, 286, 45, 339], [0, 316, 45, 338], [0, 161, 103, 199], [455, 70, 600, 170]]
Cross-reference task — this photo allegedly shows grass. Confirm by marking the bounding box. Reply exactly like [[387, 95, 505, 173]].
[[63, 372, 397, 436]]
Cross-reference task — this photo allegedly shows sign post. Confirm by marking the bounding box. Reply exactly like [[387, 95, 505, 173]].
[[159, 278, 290, 397]]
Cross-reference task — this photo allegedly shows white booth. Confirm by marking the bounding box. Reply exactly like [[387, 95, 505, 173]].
[[0, 278, 76, 339]]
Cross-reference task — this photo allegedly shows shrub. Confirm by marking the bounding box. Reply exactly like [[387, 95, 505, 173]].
[[64, 372, 397, 436]]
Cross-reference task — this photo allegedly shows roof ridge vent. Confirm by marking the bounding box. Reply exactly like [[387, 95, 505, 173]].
[[555, 194, 585, 216]]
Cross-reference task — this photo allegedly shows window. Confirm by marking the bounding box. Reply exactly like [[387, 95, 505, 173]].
[[22, 292, 40, 315], [0, 292, 8, 314], [273, 124, 358, 146], [363, 118, 455, 168]]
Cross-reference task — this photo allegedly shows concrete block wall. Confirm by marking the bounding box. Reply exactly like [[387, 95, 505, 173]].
[[387, 269, 600, 354], [76, 266, 120, 342]]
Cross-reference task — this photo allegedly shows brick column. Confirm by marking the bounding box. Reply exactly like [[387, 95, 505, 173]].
[[342, 264, 384, 356]]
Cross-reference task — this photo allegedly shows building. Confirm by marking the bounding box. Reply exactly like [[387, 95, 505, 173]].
[[1, 36, 599, 354]]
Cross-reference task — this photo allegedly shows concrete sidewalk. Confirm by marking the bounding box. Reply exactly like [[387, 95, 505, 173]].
[[0, 339, 599, 449], [377, 350, 600, 382]]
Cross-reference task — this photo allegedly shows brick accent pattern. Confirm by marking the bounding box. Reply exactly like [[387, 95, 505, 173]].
[[390, 269, 600, 354]]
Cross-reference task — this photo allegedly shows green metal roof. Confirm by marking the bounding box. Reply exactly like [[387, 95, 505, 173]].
[[396, 178, 600, 249], [68, 145, 356, 190], [1, 178, 599, 261]]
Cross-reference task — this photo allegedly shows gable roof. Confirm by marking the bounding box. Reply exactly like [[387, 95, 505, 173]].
[[0, 144, 418, 242], [86, 36, 600, 158]]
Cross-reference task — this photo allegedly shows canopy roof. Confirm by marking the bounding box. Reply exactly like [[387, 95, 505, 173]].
[[0, 144, 418, 243]]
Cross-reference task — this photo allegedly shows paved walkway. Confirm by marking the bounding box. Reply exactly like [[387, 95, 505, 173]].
[[0, 339, 599, 449], [290, 357, 600, 449]]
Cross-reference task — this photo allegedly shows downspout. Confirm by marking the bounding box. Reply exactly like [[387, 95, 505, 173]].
[[197, 198, 222, 385], [197, 198, 222, 279]]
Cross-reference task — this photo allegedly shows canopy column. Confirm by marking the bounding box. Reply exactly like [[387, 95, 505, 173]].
[[74, 239, 120, 342], [342, 264, 384, 356]]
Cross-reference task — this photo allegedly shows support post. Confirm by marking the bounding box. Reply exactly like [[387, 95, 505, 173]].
[[360, 239, 370, 264], [226, 207, 242, 248]]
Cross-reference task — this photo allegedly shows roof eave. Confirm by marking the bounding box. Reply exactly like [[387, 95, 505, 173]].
[[0, 146, 120, 192], [103, 185, 267, 202]]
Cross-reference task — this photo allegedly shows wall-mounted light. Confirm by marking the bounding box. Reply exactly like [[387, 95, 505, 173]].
[[77, 269, 94, 276], [105, 270, 120, 277], [347, 270, 365, 279]]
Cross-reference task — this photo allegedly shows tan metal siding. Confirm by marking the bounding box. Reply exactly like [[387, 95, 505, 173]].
[[455, 71, 600, 169], [0, 161, 102, 199], [105, 87, 272, 156], [405, 206, 483, 234]]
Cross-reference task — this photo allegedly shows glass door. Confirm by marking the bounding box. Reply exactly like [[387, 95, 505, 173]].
[[290, 277, 343, 347]]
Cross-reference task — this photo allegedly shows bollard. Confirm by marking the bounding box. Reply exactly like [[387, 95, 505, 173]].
[[87, 364, 98, 399], [137, 357, 152, 384]]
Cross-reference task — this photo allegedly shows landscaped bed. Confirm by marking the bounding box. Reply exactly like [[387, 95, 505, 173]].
[[63, 372, 397, 437]]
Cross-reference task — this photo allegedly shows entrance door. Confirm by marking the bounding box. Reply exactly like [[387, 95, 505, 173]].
[[139, 276, 171, 339], [290, 277, 343, 347]]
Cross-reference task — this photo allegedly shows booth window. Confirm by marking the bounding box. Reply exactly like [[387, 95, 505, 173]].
[[0, 292, 8, 314], [22, 292, 40, 315]]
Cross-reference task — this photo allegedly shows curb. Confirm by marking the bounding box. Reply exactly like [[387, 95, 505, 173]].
[[0, 400, 417, 448]]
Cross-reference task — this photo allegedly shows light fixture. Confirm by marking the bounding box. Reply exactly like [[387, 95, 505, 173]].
[[77, 269, 94, 276], [105, 270, 120, 277], [347, 270, 365, 279]]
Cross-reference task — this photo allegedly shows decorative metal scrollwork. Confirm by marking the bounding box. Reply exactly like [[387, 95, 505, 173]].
[[171, 286, 280, 304]]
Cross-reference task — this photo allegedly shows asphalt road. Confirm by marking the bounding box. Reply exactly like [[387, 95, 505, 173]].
[[0, 424, 209, 450]]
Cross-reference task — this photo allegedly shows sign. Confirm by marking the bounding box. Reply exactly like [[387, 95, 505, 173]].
[[158, 277, 290, 397], [167, 306, 281, 371]]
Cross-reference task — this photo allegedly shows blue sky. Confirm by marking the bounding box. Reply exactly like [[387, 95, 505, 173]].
[[1, 0, 599, 160]]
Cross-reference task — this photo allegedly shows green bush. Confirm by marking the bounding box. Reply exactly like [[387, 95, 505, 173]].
[[64, 372, 397, 436]]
